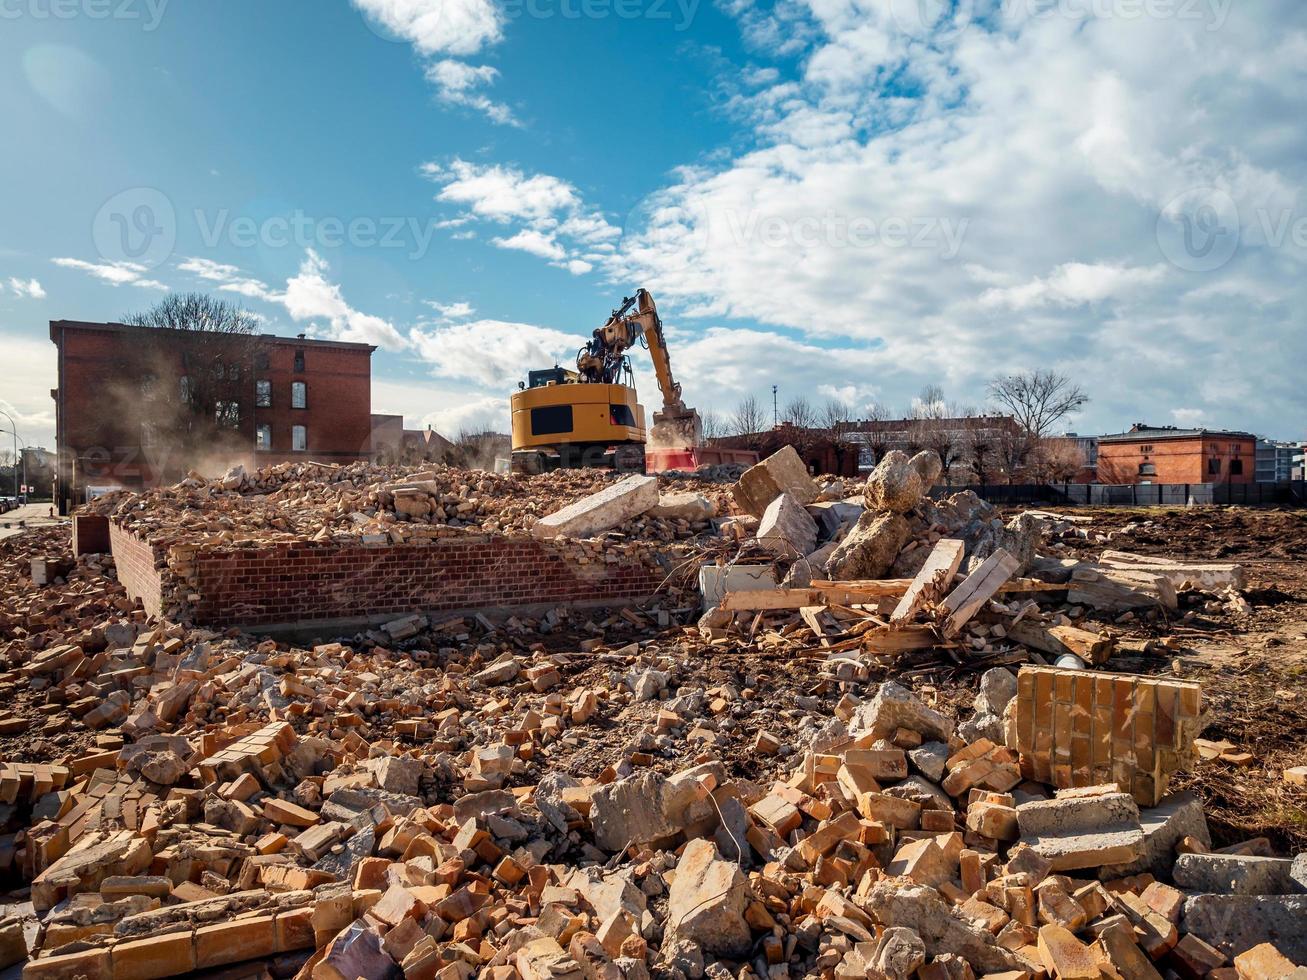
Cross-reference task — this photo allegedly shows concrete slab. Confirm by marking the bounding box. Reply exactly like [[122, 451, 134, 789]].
[[531, 475, 659, 540]]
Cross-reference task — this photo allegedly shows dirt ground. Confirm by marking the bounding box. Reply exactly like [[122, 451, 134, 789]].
[[1019, 506, 1307, 852]]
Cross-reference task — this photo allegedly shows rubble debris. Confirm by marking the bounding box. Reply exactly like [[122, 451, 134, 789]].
[[732, 445, 819, 517], [1009, 666, 1202, 806], [532, 474, 660, 540], [0, 458, 1297, 979]]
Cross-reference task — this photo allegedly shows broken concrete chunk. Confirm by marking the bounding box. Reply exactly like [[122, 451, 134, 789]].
[[851, 681, 955, 744], [532, 475, 659, 540], [1174, 853, 1298, 896], [863, 879, 1023, 972], [1016, 792, 1144, 871], [733, 445, 820, 518], [666, 838, 751, 958], [826, 509, 912, 580], [649, 492, 717, 521], [1182, 894, 1307, 961], [865, 450, 936, 514], [756, 492, 819, 560]]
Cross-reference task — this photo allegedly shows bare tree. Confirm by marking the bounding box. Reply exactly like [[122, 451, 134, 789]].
[[782, 397, 817, 430], [987, 369, 1089, 439], [1028, 437, 1088, 483], [820, 399, 854, 435], [730, 395, 767, 440], [119, 293, 270, 465], [858, 401, 894, 469], [699, 409, 726, 442]]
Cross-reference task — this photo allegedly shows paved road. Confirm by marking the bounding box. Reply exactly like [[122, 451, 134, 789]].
[[0, 503, 66, 542]]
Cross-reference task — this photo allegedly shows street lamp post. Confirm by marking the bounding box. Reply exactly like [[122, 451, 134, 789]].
[[0, 410, 25, 501]]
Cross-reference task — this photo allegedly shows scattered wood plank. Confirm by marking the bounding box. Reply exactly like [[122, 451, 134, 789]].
[[1006, 621, 1117, 666], [938, 548, 1019, 637], [1067, 568, 1178, 612], [890, 538, 965, 624]]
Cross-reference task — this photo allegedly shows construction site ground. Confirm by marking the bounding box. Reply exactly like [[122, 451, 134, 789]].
[[4, 504, 1304, 851], [1002, 505, 1307, 852]]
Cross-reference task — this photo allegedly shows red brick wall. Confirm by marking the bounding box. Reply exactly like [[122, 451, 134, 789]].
[[111, 525, 669, 627], [109, 523, 164, 619], [51, 322, 374, 509], [1098, 435, 1256, 485]]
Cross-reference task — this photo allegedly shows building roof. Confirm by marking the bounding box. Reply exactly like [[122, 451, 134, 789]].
[[49, 320, 377, 353], [1098, 424, 1256, 444]]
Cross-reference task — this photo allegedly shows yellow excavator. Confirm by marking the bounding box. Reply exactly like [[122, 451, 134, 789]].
[[510, 289, 752, 473]]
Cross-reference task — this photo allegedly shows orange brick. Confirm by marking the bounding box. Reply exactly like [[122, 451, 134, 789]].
[[110, 930, 196, 979], [275, 907, 316, 952], [23, 948, 112, 980], [194, 915, 278, 969]]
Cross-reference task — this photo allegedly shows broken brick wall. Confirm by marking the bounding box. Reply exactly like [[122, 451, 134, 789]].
[[110, 524, 672, 627], [108, 521, 165, 620]]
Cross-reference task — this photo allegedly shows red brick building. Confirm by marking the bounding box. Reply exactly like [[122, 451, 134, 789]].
[[51, 320, 375, 512], [1096, 424, 1256, 485], [713, 423, 860, 477]]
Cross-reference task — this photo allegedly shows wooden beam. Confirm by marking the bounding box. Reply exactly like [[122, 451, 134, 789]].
[[938, 548, 1019, 636], [890, 538, 965, 624], [720, 573, 1065, 612], [1006, 621, 1116, 666]]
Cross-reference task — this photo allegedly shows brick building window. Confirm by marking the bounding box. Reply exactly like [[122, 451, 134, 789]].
[[294, 350, 305, 373], [255, 352, 270, 370], [1140, 445, 1153, 453], [1230, 459, 1243, 475], [1139, 463, 1156, 476], [256, 380, 272, 407], [256, 424, 272, 451], [1208, 458, 1222, 475], [215, 401, 241, 428], [179, 375, 193, 403], [292, 425, 307, 452], [291, 382, 307, 409]]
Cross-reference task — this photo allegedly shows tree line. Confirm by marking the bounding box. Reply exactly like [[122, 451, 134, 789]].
[[706, 369, 1091, 485]]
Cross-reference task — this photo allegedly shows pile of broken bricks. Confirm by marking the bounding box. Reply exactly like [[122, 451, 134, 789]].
[[0, 451, 1300, 978], [3, 657, 1304, 980], [700, 446, 1248, 675], [88, 460, 735, 550]]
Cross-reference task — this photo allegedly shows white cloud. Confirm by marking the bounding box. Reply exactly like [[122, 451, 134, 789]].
[[4, 277, 45, 299], [178, 257, 275, 300], [280, 250, 409, 350], [353, 0, 514, 124], [409, 319, 586, 387], [52, 258, 167, 290], [424, 159, 580, 222], [424, 60, 517, 126], [0, 339, 58, 451], [422, 158, 616, 275], [351, 0, 501, 57], [491, 229, 567, 261], [424, 299, 475, 320], [977, 263, 1170, 311]]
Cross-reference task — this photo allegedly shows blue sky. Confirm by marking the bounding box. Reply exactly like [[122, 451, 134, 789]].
[[2, 0, 1306, 453]]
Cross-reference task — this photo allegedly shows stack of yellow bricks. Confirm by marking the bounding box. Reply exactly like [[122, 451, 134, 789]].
[[1010, 665, 1202, 806]]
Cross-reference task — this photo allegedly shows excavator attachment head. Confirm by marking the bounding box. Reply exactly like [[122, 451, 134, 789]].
[[649, 406, 702, 450]]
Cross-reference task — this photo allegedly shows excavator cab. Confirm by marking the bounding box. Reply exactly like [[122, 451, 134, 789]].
[[509, 288, 720, 475]]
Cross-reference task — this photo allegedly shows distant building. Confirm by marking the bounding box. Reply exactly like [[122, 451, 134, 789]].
[[1097, 424, 1256, 485], [50, 320, 376, 512], [370, 417, 462, 465], [714, 423, 859, 477], [20, 447, 56, 499], [1255, 439, 1306, 483], [837, 415, 1024, 482]]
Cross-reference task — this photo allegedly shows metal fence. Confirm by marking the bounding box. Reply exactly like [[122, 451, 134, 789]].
[[928, 481, 1307, 507]]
